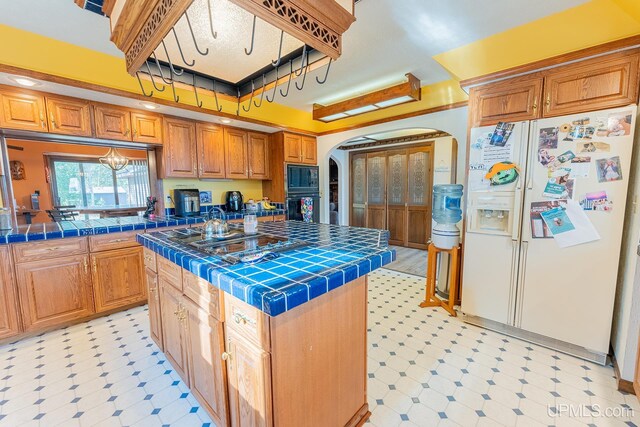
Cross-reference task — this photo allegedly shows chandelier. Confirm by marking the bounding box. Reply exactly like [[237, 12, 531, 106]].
[[105, 0, 356, 116], [99, 147, 129, 171]]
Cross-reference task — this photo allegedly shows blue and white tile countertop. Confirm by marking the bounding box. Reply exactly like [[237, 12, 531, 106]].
[[138, 222, 396, 317], [0, 207, 285, 244]]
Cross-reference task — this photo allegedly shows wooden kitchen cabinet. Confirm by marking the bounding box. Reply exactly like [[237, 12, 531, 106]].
[[542, 51, 640, 117], [15, 254, 94, 332], [0, 88, 47, 131], [301, 135, 317, 165], [94, 104, 132, 140], [162, 117, 197, 178], [197, 123, 226, 178], [283, 133, 302, 163], [225, 328, 273, 427], [183, 296, 229, 427], [159, 275, 190, 384], [45, 95, 93, 137], [225, 128, 249, 179], [470, 76, 543, 126], [91, 247, 146, 313], [146, 267, 163, 350], [0, 247, 21, 340], [131, 111, 162, 144], [248, 132, 270, 179]]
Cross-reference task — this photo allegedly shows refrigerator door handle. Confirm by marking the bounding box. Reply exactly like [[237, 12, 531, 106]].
[[514, 240, 529, 328], [526, 122, 537, 190], [516, 122, 528, 191], [508, 240, 519, 325], [511, 188, 523, 242]]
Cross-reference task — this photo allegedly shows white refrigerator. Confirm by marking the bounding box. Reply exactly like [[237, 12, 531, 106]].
[[461, 105, 637, 363]]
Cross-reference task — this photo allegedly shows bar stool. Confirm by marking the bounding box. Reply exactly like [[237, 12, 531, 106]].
[[419, 242, 462, 317]]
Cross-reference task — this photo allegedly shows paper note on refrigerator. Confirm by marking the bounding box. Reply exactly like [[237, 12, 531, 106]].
[[540, 199, 600, 248]]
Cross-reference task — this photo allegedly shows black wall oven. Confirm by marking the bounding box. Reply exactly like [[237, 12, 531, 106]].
[[285, 165, 320, 222]]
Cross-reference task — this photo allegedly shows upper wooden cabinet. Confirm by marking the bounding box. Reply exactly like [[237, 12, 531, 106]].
[[248, 132, 270, 180], [91, 247, 146, 313], [46, 96, 93, 137], [0, 247, 21, 340], [542, 51, 640, 117], [197, 123, 226, 179], [162, 117, 198, 178], [131, 111, 163, 144], [471, 76, 543, 126], [94, 104, 132, 140], [0, 88, 47, 131], [225, 128, 249, 179], [282, 132, 317, 165]]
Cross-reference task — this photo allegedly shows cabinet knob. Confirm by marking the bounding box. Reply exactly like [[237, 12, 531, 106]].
[[221, 352, 232, 361]]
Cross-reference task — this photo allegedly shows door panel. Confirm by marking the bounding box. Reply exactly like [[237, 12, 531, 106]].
[[350, 153, 366, 228], [91, 247, 146, 313], [0, 90, 47, 131], [248, 132, 270, 179], [0, 247, 21, 339], [406, 146, 433, 248], [197, 123, 225, 178], [225, 128, 249, 179], [159, 279, 189, 384], [366, 152, 386, 229], [386, 150, 407, 245], [145, 267, 163, 350], [301, 136, 317, 165], [283, 134, 302, 163], [131, 112, 162, 144], [94, 105, 132, 140], [472, 77, 542, 126], [164, 118, 197, 178], [46, 96, 92, 136]]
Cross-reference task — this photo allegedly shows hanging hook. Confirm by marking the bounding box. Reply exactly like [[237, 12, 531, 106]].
[[266, 66, 279, 103], [144, 61, 165, 92], [280, 60, 293, 98], [316, 58, 332, 85], [172, 28, 195, 66], [185, 12, 209, 56], [245, 15, 257, 55], [136, 72, 154, 97], [242, 80, 255, 112], [168, 63, 179, 103], [236, 87, 241, 116], [253, 75, 266, 108], [151, 52, 172, 84], [207, 0, 217, 39], [192, 74, 202, 108], [295, 60, 309, 91], [294, 45, 307, 77], [161, 41, 184, 76], [272, 30, 284, 67], [212, 80, 223, 112]]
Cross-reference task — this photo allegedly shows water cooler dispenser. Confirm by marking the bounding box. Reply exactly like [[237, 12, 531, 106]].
[[431, 184, 464, 249]]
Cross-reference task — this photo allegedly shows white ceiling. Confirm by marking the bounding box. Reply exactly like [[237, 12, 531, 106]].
[[0, 0, 590, 112]]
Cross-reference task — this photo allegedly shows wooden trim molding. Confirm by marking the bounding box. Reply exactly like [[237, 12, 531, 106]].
[[613, 353, 637, 395], [102, 0, 117, 16], [337, 131, 449, 150], [460, 35, 640, 88]]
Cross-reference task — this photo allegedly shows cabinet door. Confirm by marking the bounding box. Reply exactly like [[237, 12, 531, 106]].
[[163, 118, 197, 178], [283, 133, 302, 163], [160, 279, 189, 384], [183, 297, 228, 426], [366, 152, 387, 230], [145, 267, 163, 350], [301, 136, 317, 165], [197, 123, 225, 178], [543, 53, 640, 117], [46, 96, 92, 136], [225, 128, 249, 179], [0, 247, 21, 340], [350, 153, 367, 228], [471, 76, 542, 126], [94, 104, 132, 140], [226, 329, 272, 427], [0, 89, 47, 131], [91, 247, 146, 313], [406, 146, 433, 249], [386, 150, 407, 246], [248, 132, 270, 179], [15, 255, 94, 331], [131, 111, 162, 144]]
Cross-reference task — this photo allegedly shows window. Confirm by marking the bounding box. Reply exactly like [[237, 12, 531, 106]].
[[49, 156, 150, 209]]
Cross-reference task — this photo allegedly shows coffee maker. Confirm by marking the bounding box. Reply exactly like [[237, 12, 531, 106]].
[[225, 191, 243, 212], [174, 189, 200, 217]]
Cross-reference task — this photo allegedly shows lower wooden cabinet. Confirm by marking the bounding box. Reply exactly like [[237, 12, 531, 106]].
[[91, 247, 146, 313], [183, 297, 229, 427], [159, 277, 190, 384], [0, 247, 21, 340], [145, 267, 163, 350], [15, 254, 95, 332], [225, 328, 272, 427]]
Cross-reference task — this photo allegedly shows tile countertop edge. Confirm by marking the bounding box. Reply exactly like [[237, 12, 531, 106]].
[[137, 223, 397, 317]]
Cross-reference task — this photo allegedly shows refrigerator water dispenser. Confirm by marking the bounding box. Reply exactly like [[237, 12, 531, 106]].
[[467, 192, 514, 236]]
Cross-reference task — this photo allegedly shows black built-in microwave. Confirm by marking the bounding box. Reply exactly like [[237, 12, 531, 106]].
[[285, 164, 319, 195]]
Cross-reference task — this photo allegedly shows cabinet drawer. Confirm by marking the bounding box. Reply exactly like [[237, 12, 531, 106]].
[[224, 294, 270, 351], [89, 231, 140, 252], [157, 256, 182, 291], [183, 271, 222, 320], [13, 238, 88, 263], [143, 247, 157, 272]]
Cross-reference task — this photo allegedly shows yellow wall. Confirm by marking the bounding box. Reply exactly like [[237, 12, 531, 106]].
[[163, 178, 265, 207]]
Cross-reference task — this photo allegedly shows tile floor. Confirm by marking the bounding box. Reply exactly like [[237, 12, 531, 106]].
[[0, 268, 638, 426]]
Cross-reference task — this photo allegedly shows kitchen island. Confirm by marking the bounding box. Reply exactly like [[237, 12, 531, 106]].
[[138, 221, 395, 427]]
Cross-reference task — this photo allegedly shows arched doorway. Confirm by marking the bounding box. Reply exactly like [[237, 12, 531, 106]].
[[329, 157, 339, 224]]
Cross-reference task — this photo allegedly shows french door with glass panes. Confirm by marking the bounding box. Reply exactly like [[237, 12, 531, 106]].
[[349, 144, 433, 249]]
